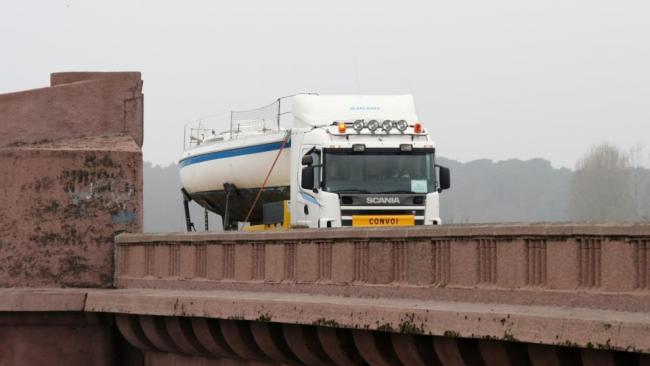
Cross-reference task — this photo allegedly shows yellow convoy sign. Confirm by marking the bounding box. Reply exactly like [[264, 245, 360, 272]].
[[352, 215, 415, 227]]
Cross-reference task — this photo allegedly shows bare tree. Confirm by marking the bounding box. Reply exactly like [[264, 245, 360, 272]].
[[627, 144, 650, 221], [569, 143, 636, 221]]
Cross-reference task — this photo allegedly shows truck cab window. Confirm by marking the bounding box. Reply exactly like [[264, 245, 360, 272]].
[[323, 150, 435, 194]]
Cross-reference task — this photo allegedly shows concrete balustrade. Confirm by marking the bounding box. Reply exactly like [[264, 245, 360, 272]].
[[116, 224, 650, 311], [102, 224, 650, 363]]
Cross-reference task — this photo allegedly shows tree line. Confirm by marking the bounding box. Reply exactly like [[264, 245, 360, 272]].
[[440, 143, 649, 224], [569, 143, 649, 222]]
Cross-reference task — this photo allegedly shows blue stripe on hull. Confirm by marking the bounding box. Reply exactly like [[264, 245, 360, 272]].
[[179, 140, 291, 168]]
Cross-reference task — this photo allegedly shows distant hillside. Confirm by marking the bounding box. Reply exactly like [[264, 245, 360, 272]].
[[437, 157, 572, 223], [144, 158, 576, 232]]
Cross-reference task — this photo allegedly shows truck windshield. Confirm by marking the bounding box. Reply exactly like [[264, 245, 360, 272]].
[[323, 150, 435, 194]]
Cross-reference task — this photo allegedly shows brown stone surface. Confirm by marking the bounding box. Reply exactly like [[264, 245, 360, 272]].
[[0, 72, 142, 288], [0, 288, 87, 311], [0, 311, 115, 366], [126, 313, 644, 365], [114, 224, 650, 313], [102, 224, 650, 362], [1, 71, 143, 147], [115, 223, 650, 244], [1, 287, 649, 364], [82, 287, 650, 353], [145, 352, 264, 365]]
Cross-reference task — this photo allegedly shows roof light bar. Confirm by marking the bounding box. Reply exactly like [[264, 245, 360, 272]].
[[396, 120, 408, 133], [381, 120, 393, 133], [366, 120, 379, 133], [353, 120, 365, 133], [336, 119, 414, 134]]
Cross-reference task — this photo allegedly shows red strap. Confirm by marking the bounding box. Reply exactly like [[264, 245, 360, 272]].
[[243, 131, 291, 224]]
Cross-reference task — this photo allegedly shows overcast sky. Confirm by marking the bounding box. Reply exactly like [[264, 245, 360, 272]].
[[2, 0, 649, 168]]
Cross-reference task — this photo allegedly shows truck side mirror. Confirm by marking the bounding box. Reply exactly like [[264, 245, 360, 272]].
[[301, 155, 313, 166], [436, 165, 450, 192], [301, 166, 315, 190]]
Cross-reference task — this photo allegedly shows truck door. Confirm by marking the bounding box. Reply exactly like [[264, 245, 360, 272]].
[[296, 146, 321, 228]]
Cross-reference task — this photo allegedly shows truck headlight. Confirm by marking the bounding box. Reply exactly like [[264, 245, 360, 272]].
[[396, 120, 408, 132], [381, 120, 393, 133], [366, 120, 379, 133]]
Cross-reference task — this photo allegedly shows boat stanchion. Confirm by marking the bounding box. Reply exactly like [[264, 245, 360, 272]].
[[223, 183, 237, 231], [181, 188, 196, 232]]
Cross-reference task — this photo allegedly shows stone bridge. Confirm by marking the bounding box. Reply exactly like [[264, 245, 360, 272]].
[[1, 72, 650, 366], [104, 226, 650, 365]]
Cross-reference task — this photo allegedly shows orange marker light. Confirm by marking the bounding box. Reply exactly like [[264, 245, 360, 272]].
[[414, 122, 422, 133], [337, 122, 347, 133]]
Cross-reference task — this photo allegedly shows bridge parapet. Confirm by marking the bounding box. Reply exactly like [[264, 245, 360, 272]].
[[116, 224, 650, 311], [102, 224, 650, 363]]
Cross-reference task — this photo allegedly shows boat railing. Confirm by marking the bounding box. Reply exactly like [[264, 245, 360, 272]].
[[183, 93, 316, 150], [183, 121, 284, 150], [185, 126, 219, 149]]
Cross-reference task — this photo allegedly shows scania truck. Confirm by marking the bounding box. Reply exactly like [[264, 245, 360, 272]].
[[179, 94, 450, 230]]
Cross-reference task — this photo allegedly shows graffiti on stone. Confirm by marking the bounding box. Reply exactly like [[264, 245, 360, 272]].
[[61, 165, 136, 223]]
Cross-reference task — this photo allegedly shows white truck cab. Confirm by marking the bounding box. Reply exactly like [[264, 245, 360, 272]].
[[288, 95, 450, 228]]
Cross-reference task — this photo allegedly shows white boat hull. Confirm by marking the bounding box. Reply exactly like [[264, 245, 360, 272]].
[[179, 132, 290, 223]]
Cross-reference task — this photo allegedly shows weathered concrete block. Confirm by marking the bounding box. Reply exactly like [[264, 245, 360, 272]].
[[496, 239, 527, 288], [0, 312, 115, 366], [234, 244, 253, 281], [449, 239, 479, 286], [179, 245, 195, 279], [1, 72, 143, 147], [127, 246, 145, 278], [206, 244, 223, 280], [331, 242, 355, 284], [367, 240, 392, 284], [601, 239, 636, 292], [546, 239, 579, 289], [0, 72, 142, 288], [406, 240, 433, 285], [154, 244, 169, 278], [296, 242, 318, 282], [264, 243, 284, 282]]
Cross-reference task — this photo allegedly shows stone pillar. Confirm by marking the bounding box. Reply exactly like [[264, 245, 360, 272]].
[[0, 72, 143, 365], [0, 72, 143, 288]]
